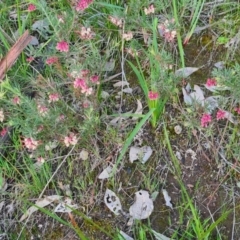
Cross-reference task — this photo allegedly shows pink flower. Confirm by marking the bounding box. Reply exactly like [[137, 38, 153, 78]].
[[206, 78, 217, 87], [158, 19, 176, 43], [12, 96, 20, 105], [90, 75, 99, 84], [0, 128, 8, 137], [64, 133, 78, 147], [216, 109, 226, 120], [85, 87, 93, 96], [57, 114, 65, 122], [27, 4, 36, 12], [83, 100, 90, 108], [109, 16, 123, 28], [201, 113, 212, 127], [144, 4, 155, 15], [49, 93, 60, 102], [26, 56, 34, 62], [37, 156, 45, 163], [78, 27, 95, 40], [80, 69, 90, 77], [24, 137, 39, 150], [37, 105, 48, 116], [164, 30, 177, 42], [148, 91, 159, 100], [46, 56, 58, 65], [73, 78, 93, 95], [234, 107, 240, 115], [76, 0, 93, 11], [122, 31, 133, 41], [56, 41, 69, 52], [74, 78, 87, 89]]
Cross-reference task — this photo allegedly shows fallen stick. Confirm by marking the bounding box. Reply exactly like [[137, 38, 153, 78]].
[[0, 30, 32, 81]]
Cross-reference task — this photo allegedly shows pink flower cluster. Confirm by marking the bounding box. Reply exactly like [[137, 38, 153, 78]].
[[0, 128, 7, 137], [26, 56, 34, 62], [64, 133, 78, 147], [144, 4, 155, 15], [27, 4, 36, 12], [37, 104, 49, 116], [76, 0, 93, 12], [158, 19, 176, 43], [216, 109, 226, 120], [24, 137, 39, 150], [201, 113, 212, 127], [46, 56, 58, 65], [122, 31, 133, 41], [234, 107, 240, 115], [12, 96, 20, 105], [201, 109, 230, 127], [206, 78, 217, 87], [73, 69, 99, 96], [148, 91, 159, 100], [109, 16, 123, 28], [48, 93, 60, 103], [56, 41, 69, 52], [78, 27, 95, 40]]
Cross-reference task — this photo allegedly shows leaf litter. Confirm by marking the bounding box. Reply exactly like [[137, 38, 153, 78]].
[[20, 195, 62, 221], [104, 189, 123, 215], [129, 145, 153, 164], [129, 190, 154, 220]]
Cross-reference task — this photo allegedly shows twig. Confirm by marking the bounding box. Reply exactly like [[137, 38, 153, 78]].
[[17, 145, 76, 240], [231, 185, 236, 240], [0, 30, 32, 80], [39, 144, 76, 198]]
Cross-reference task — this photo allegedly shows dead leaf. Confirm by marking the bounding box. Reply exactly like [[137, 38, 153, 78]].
[[98, 165, 115, 179], [129, 190, 154, 219], [182, 84, 205, 106], [104, 189, 122, 215], [20, 195, 62, 221], [103, 59, 115, 71], [80, 149, 89, 160], [174, 125, 182, 135], [31, 19, 50, 32], [162, 189, 173, 209], [119, 231, 134, 240], [109, 111, 132, 126], [129, 146, 153, 164], [29, 36, 39, 46], [54, 197, 78, 213], [101, 91, 110, 99], [6, 201, 14, 215], [204, 96, 219, 112], [122, 87, 133, 94], [224, 111, 237, 124], [58, 182, 72, 196], [214, 61, 225, 69], [0, 176, 7, 191], [175, 67, 199, 78], [0, 201, 5, 211], [113, 81, 129, 87], [152, 230, 172, 240], [45, 140, 58, 151]]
